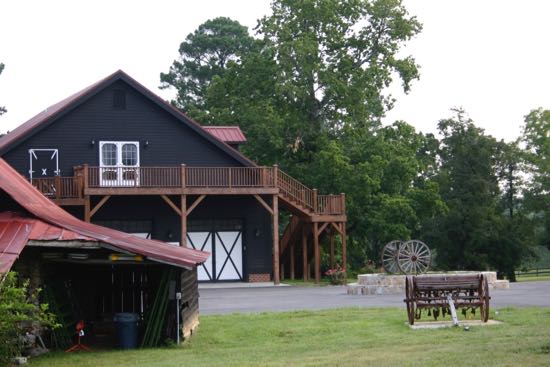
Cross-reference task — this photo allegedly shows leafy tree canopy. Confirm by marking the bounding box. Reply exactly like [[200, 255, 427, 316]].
[[160, 17, 254, 120], [522, 108, 550, 249], [424, 109, 535, 277], [258, 0, 422, 131]]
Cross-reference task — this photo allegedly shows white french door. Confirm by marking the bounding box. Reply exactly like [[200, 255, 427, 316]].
[[99, 141, 139, 186]]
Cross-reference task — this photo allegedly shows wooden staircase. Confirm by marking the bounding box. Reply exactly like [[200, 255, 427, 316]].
[[275, 169, 347, 283]]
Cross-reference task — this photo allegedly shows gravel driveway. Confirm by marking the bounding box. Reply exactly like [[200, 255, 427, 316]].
[[199, 280, 550, 315]]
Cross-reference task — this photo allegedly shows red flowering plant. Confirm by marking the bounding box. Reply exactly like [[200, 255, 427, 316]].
[[324, 264, 346, 285]]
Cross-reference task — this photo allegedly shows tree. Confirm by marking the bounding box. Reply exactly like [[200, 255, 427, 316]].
[[522, 108, 550, 249], [0, 62, 6, 116], [426, 109, 534, 278], [162, 2, 435, 270], [257, 0, 422, 131], [160, 17, 254, 120], [205, 0, 422, 166]]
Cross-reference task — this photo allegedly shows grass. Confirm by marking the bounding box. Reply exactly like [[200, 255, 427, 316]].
[[516, 274, 550, 282], [30, 307, 550, 367]]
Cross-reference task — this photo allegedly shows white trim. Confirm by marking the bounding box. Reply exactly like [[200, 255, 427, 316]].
[[99, 141, 140, 187], [99, 141, 140, 167], [28, 148, 59, 179]]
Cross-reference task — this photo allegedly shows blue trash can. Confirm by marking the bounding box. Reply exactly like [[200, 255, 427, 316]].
[[114, 313, 139, 349]]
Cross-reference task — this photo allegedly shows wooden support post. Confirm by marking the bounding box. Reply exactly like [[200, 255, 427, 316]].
[[313, 222, 320, 284], [181, 195, 187, 247], [180, 164, 187, 189], [312, 188, 318, 213], [329, 230, 335, 268], [82, 164, 89, 195], [272, 194, 280, 285], [342, 222, 347, 271], [302, 226, 308, 281], [273, 164, 278, 187], [84, 196, 91, 223], [290, 243, 295, 280], [341, 192, 346, 215], [55, 175, 61, 200]]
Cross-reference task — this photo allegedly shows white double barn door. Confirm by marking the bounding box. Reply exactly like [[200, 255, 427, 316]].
[[187, 231, 243, 281]]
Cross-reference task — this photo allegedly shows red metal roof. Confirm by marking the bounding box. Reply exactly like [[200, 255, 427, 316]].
[[0, 159, 209, 273], [0, 218, 31, 274], [203, 126, 247, 144]]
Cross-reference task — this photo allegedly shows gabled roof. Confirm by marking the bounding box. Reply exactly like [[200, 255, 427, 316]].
[[0, 70, 256, 166], [0, 158, 209, 273], [203, 126, 247, 144]]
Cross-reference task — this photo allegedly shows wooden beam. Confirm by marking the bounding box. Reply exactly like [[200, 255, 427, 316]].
[[161, 195, 182, 216], [331, 222, 343, 235], [272, 194, 280, 285], [89, 195, 111, 219], [313, 222, 320, 284], [329, 230, 335, 268], [186, 194, 206, 216], [318, 222, 330, 235], [302, 214, 347, 223], [84, 196, 90, 222], [253, 194, 273, 215], [86, 187, 279, 196], [181, 194, 187, 247], [302, 225, 308, 281]]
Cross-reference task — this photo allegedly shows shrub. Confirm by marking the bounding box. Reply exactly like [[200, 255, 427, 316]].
[[324, 265, 347, 285], [0, 272, 57, 365]]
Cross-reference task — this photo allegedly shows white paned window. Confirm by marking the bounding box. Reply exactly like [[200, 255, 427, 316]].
[[99, 141, 139, 167], [101, 143, 118, 166], [122, 143, 138, 166]]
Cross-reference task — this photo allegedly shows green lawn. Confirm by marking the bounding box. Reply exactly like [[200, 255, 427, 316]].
[[30, 307, 550, 367]]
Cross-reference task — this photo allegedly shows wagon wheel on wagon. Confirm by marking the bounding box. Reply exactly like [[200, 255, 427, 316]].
[[405, 276, 416, 325], [381, 240, 403, 274], [479, 275, 490, 322], [397, 240, 431, 275]]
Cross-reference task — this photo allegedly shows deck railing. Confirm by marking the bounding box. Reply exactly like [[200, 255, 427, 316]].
[[31, 165, 345, 215], [277, 169, 315, 211], [31, 176, 83, 199]]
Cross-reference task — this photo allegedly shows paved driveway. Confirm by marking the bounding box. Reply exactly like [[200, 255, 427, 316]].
[[199, 280, 550, 315]]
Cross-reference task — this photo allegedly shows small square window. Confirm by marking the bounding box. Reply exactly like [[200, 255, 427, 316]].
[[113, 89, 126, 109]]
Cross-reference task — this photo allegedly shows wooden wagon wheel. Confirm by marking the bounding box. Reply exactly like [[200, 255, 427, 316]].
[[397, 240, 431, 275], [479, 275, 490, 322], [405, 276, 416, 325], [381, 240, 403, 274]]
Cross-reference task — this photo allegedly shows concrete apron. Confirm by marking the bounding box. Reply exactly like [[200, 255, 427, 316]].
[[408, 319, 503, 330], [198, 282, 290, 289]]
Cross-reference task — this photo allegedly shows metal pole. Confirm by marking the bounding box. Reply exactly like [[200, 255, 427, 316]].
[[176, 292, 182, 344]]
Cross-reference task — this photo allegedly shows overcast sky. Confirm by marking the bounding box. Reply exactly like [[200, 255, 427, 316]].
[[1, 0, 549, 142]]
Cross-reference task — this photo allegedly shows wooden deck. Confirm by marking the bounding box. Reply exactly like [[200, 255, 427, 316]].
[[31, 165, 345, 215], [31, 165, 347, 284]]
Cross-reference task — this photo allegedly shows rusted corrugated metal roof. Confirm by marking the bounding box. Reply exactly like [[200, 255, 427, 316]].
[[0, 212, 96, 273], [203, 126, 247, 144], [0, 159, 209, 272], [0, 219, 31, 274], [0, 70, 256, 167]]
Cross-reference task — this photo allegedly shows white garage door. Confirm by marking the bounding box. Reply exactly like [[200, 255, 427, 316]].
[[188, 230, 242, 281]]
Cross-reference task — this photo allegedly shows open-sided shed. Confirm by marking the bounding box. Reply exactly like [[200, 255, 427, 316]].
[[0, 158, 209, 348]]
